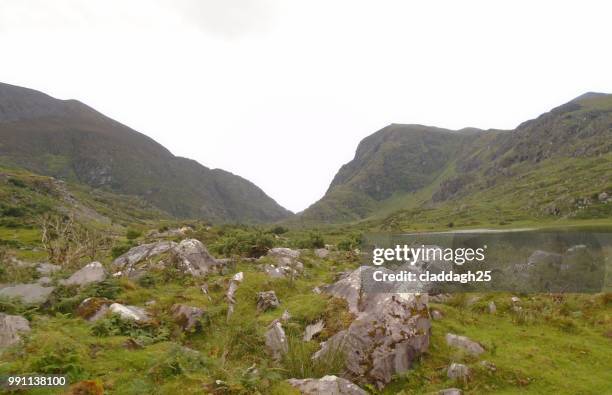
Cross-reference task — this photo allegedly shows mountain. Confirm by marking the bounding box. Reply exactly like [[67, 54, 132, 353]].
[[301, 93, 612, 227], [0, 82, 292, 223]]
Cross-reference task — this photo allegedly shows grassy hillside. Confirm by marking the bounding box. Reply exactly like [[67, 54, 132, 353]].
[[0, 82, 292, 223]]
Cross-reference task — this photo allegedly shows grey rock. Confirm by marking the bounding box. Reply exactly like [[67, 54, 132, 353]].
[[257, 291, 280, 312], [431, 309, 443, 320], [109, 303, 149, 322], [314, 248, 329, 259], [598, 192, 609, 202], [36, 263, 61, 275], [0, 283, 55, 304], [76, 297, 112, 322], [226, 272, 244, 321], [288, 375, 367, 395], [447, 362, 470, 379], [439, 388, 463, 395], [445, 333, 485, 356], [265, 319, 288, 360], [60, 261, 106, 287], [173, 238, 222, 276], [488, 301, 497, 314], [323, 266, 365, 314], [268, 247, 300, 260], [281, 310, 291, 322], [316, 290, 430, 389], [0, 313, 30, 350], [113, 241, 177, 268], [303, 320, 325, 341], [171, 304, 206, 332], [37, 276, 52, 286]]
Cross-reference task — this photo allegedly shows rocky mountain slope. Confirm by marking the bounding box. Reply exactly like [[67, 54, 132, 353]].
[[0, 82, 292, 223], [301, 93, 612, 227]]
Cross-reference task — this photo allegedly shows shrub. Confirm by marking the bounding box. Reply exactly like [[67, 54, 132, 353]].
[[126, 228, 142, 240], [270, 226, 289, 235], [211, 229, 274, 258], [337, 233, 362, 251], [29, 346, 85, 381], [294, 232, 325, 249], [8, 178, 27, 188], [148, 345, 213, 381]]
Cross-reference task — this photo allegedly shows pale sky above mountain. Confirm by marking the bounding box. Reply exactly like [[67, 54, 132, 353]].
[[1, 0, 611, 212]]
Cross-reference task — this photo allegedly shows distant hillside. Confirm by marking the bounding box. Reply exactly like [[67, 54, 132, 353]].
[[0, 82, 292, 223], [301, 93, 612, 228]]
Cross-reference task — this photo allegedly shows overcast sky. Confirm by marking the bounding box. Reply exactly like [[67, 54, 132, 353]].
[[1, 1, 611, 212]]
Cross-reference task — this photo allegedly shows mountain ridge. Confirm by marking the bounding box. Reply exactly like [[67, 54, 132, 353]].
[[0, 82, 292, 223]]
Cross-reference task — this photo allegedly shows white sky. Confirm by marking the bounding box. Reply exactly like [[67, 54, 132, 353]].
[[1, 1, 611, 212]]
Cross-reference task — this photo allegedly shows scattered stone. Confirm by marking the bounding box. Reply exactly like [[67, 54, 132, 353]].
[[0, 283, 55, 304], [60, 262, 107, 287], [36, 263, 61, 275], [0, 313, 30, 350], [511, 296, 521, 304], [263, 248, 303, 278], [431, 309, 443, 320], [37, 276, 52, 286], [445, 333, 485, 356], [312, 286, 322, 295], [171, 304, 206, 332], [598, 192, 609, 202], [288, 375, 367, 395], [439, 388, 463, 395], [314, 248, 329, 259], [447, 363, 470, 379], [480, 360, 497, 372], [430, 293, 452, 303], [267, 247, 300, 260], [109, 303, 149, 322], [488, 301, 497, 314], [76, 297, 112, 322], [123, 338, 144, 350], [281, 310, 291, 322], [303, 320, 325, 341], [113, 240, 177, 268], [256, 291, 280, 312], [265, 319, 288, 360], [226, 272, 244, 321]]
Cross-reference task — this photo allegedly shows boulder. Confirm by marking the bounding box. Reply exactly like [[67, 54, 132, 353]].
[[0, 313, 30, 350], [315, 291, 430, 389], [171, 304, 206, 332], [112, 239, 224, 278], [488, 301, 497, 314], [172, 239, 222, 276], [0, 283, 55, 304], [226, 272, 244, 321], [60, 262, 107, 287], [323, 266, 365, 314], [314, 248, 329, 259], [36, 263, 61, 275], [76, 297, 113, 322], [265, 319, 288, 360], [598, 192, 609, 202], [439, 388, 463, 395], [268, 247, 300, 260], [445, 333, 485, 356], [431, 309, 443, 320], [256, 291, 280, 312], [287, 375, 367, 395], [303, 320, 325, 341], [113, 241, 177, 268], [447, 362, 470, 379], [109, 303, 149, 322]]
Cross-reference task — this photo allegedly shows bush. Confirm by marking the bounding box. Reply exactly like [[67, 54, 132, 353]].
[[211, 229, 274, 258], [270, 226, 288, 235], [337, 233, 362, 251], [8, 178, 27, 188], [126, 228, 142, 240], [91, 314, 170, 344], [294, 232, 325, 249]]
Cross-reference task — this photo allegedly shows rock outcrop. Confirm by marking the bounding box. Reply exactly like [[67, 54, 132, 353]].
[[0, 283, 55, 304], [288, 375, 367, 395], [112, 239, 225, 278], [109, 303, 149, 322], [60, 262, 107, 287], [265, 319, 288, 360], [445, 333, 485, 356], [316, 267, 431, 389], [256, 291, 280, 312], [0, 313, 30, 350], [171, 304, 206, 332]]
